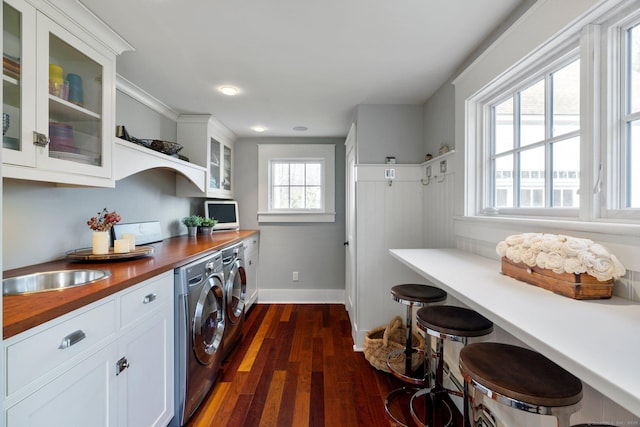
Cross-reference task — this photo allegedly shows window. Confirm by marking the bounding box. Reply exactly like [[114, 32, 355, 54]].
[[271, 161, 323, 210], [489, 56, 581, 212], [258, 144, 335, 223], [622, 20, 640, 208], [468, 1, 640, 223]]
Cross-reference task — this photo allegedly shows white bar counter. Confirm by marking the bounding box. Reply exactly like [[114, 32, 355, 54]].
[[390, 248, 640, 417]]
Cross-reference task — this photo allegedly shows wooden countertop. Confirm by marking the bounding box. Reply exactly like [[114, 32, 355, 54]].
[[390, 248, 640, 418], [3, 230, 259, 339]]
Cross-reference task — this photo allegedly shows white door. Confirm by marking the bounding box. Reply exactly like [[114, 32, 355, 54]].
[[344, 125, 357, 339]]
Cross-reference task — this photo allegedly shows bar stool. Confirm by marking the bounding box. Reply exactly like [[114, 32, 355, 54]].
[[410, 305, 494, 427], [385, 284, 448, 426], [459, 342, 583, 427]]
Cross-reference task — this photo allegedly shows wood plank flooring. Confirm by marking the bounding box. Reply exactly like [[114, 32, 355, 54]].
[[186, 303, 462, 427]]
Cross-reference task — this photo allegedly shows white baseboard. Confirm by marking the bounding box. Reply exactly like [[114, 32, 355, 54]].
[[257, 288, 345, 304]]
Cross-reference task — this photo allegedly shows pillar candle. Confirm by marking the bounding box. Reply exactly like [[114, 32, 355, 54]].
[[92, 231, 110, 255], [114, 239, 129, 253], [122, 233, 136, 249]]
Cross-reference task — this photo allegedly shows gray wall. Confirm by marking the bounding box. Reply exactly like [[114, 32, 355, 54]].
[[116, 90, 177, 142], [3, 170, 191, 270], [423, 83, 454, 156], [355, 104, 424, 164], [234, 137, 346, 293]]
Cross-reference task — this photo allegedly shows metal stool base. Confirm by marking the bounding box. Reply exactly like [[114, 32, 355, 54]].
[[385, 386, 422, 427], [409, 387, 453, 427]]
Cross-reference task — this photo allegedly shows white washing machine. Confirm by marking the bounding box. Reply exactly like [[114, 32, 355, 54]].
[[171, 251, 225, 426], [221, 242, 246, 361]]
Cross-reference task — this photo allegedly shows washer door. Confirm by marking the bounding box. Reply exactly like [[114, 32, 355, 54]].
[[193, 274, 225, 365], [226, 259, 246, 325]]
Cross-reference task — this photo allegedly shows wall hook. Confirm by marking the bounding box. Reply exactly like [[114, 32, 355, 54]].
[[421, 165, 432, 185]]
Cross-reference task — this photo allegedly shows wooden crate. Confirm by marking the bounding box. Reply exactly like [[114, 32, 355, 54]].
[[501, 257, 613, 300]]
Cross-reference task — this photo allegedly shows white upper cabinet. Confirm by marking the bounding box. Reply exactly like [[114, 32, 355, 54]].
[[176, 114, 236, 199], [2, 0, 132, 187]]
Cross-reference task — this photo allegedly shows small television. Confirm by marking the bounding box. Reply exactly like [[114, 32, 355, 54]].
[[204, 200, 240, 231]]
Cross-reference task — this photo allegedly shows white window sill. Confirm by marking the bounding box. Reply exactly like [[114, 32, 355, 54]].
[[258, 211, 336, 223], [456, 214, 640, 238]]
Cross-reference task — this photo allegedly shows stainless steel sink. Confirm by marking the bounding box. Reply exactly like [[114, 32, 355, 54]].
[[3, 269, 111, 295]]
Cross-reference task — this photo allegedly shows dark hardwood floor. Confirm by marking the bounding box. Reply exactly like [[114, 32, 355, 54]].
[[186, 303, 462, 427]]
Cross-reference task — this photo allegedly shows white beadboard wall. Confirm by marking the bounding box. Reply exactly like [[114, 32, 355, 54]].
[[422, 151, 456, 249], [352, 165, 426, 348]]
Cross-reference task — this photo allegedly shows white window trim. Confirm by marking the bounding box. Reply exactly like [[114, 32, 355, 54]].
[[471, 38, 581, 217], [257, 144, 336, 223], [602, 4, 640, 218], [466, 0, 640, 227]]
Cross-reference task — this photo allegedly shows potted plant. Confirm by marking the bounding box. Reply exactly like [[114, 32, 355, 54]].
[[182, 215, 202, 237], [199, 217, 218, 235]]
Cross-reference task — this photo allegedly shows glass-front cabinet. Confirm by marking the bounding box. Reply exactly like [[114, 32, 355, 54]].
[[2, 0, 130, 186], [177, 114, 236, 199]]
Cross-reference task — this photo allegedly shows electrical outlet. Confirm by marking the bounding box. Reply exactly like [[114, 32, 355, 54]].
[[293, 271, 299, 282], [440, 160, 447, 174], [384, 168, 395, 180]]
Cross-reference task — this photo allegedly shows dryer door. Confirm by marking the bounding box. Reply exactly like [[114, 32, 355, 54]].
[[192, 274, 225, 365], [226, 259, 246, 325]]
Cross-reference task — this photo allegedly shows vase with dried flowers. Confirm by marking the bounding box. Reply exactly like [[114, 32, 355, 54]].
[[87, 208, 121, 254]]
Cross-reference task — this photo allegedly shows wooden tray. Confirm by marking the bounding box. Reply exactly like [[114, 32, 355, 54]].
[[501, 257, 613, 300], [66, 245, 154, 261]]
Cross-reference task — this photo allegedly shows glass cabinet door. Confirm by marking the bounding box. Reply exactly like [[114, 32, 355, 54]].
[[3, 0, 36, 166], [36, 14, 111, 176], [209, 137, 221, 191], [223, 144, 231, 191]]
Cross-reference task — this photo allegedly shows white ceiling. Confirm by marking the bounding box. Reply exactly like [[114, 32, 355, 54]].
[[79, 0, 526, 138]]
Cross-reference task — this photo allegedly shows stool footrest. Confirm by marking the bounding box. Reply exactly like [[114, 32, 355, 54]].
[[387, 347, 426, 385], [409, 387, 454, 427]]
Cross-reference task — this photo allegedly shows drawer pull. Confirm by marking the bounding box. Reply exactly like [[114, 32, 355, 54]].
[[143, 293, 157, 304], [58, 330, 86, 349]]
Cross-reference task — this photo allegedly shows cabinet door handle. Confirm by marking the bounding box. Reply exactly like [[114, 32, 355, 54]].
[[33, 131, 49, 147], [143, 293, 157, 304], [116, 357, 129, 376], [58, 329, 86, 349]]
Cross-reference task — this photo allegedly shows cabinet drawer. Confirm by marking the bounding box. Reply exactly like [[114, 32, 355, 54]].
[[120, 271, 173, 327], [6, 300, 117, 396]]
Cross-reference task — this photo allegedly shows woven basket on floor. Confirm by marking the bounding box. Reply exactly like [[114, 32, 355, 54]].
[[363, 315, 425, 373]]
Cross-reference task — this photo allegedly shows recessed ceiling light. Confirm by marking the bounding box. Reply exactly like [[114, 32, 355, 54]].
[[219, 86, 239, 96], [293, 126, 308, 131], [252, 126, 266, 133]]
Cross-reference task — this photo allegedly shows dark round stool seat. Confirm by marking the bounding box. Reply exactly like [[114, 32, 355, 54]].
[[460, 342, 583, 408], [416, 305, 494, 338], [391, 284, 447, 306]]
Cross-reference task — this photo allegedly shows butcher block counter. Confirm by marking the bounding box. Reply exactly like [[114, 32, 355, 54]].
[[390, 248, 640, 418], [3, 230, 258, 339]]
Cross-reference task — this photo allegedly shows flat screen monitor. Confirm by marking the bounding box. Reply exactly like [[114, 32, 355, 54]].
[[204, 200, 240, 231]]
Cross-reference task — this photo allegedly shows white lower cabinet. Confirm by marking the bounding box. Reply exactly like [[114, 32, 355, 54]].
[[6, 342, 118, 426], [118, 306, 173, 427], [3, 271, 174, 427], [243, 233, 260, 311]]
